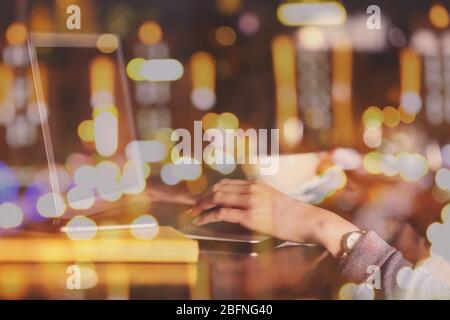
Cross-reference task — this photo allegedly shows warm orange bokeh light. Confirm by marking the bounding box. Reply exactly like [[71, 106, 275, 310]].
[[383, 106, 401, 128], [0, 64, 13, 102], [215, 26, 236, 46], [332, 38, 354, 146], [429, 4, 450, 29], [271, 35, 299, 150], [190, 51, 216, 90], [216, 0, 242, 15], [398, 106, 416, 124], [138, 21, 163, 45], [400, 48, 421, 94], [30, 6, 52, 32], [6, 22, 28, 46], [89, 56, 115, 94]]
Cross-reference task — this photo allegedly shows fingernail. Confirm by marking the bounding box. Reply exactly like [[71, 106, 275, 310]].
[[185, 209, 193, 215]]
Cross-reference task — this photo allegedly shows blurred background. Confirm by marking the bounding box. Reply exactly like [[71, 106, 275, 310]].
[[0, 0, 449, 273]]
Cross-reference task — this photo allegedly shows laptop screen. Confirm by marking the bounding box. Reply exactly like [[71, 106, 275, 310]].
[[28, 33, 144, 218]]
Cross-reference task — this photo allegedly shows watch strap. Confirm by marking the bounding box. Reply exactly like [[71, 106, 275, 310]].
[[338, 230, 367, 264]]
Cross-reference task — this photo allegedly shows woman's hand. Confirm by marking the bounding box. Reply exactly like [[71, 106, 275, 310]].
[[189, 179, 359, 257]]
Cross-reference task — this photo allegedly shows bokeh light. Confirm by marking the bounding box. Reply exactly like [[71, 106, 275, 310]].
[[96, 34, 119, 54], [36, 192, 66, 218], [173, 157, 203, 181], [131, 215, 159, 240], [94, 112, 118, 157], [338, 282, 375, 300], [125, 140, 167, 163], [217, 112, 239, 129], [77, 120, 95, 142], [217, 0, 242, 15], [126, 58, 146, 81], [238, 12, 260, 36], [441, 203, 450, 223], [65, 216, 97, 240], [140, 59, 184, 82], [429, 4, 450, 29], [74, 165, 97, 189], [383, 106, 400, 128], [363, 152, 383, 175], [0, 161, 19, 203], [191, 88, 216, 111], [277, 1, 347, 26], [400, 91, 422, 114], [138, 20, 163, 45], [435, 168, 450, 191], [362, 106, 383, 129], [0, 203, 23, 229], [215, 26, 237, 47], [6, 22, 27, 46], [363, 127, 382, 148], [160, 163, 181, 185], [202, 112, 219, 130], [186, 175, 208, 194], [190, 52, 216, 110], [397, 153, 429, 182], [67, 186, 96, 210]]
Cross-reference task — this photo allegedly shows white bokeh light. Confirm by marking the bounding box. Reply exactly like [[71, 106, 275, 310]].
[[400, 91, 423, 114], [0, 203, 23, 228], [125, 140, 167, 163], [160, 164, 181, 185], [173, 157, 203, 181], [191, 88, 216, 110], [65, 216, 97, 240], [74, 165, 98, 189], [36, 192, 66, 218], [131, 215, 159, 240], [67, 186, 96, 210], [436, 168, 450, 191]]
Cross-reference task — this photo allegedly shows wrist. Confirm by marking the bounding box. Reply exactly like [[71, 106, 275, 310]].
[[312, 209, 360, 258]]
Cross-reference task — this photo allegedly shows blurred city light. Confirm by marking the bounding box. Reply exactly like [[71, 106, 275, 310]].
[[429, 4, 450, 29], [271, 35, 299, 150], [190, 51, 216, 110], [138, 21, 163, 45], [96, 34, 119, 54], [277, 1, 347, 26], [140, 59, 184, 82]]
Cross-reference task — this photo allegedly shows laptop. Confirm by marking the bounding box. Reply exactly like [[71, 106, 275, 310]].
[[28, 33, 145, 223], [28, 33, 318, 253]]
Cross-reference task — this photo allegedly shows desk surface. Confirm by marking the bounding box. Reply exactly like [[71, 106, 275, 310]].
[[0, 245, 341, 300], [0, 199, 344, 299]]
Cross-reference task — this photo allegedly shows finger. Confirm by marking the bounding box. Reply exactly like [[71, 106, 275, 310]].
[[189, 179, 258, 217], [187, 185, 223, 217], [190, 192, 251, 217], [194, 208, 245, 225], [197, 179, 254, 201], [189, 198, 217, 217], [210, 191, 250, 208]]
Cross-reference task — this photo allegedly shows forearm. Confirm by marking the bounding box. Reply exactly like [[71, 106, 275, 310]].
[[310, 207, 360, 258]]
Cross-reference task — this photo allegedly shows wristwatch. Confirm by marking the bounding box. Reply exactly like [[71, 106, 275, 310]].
[[338, 230, 367, 264]]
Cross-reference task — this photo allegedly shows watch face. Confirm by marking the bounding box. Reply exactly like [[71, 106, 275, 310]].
[[346, 232, 363, 251]]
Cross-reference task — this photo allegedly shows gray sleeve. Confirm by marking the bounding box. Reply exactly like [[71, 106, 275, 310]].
[[339, 231, 411, 299]]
